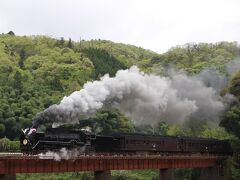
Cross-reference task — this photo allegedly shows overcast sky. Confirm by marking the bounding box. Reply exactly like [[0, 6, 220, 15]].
[[0, 0, 240, 53]]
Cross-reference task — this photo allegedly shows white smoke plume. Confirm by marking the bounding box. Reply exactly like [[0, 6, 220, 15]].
[[33, 66, 228, 127], [196, 68, 227, 91], [38, 147, 85, 161], [171, 73, 226, 121], [226, 57, 240, 76]]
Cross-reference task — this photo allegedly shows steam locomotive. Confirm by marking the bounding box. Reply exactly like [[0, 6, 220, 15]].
[[20, 127, 233, 155]]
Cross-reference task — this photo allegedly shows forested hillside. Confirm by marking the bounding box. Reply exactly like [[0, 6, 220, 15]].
[[1, 32, 240, 141], [0, 33, 157, 139], [1, 33, 240, 140]]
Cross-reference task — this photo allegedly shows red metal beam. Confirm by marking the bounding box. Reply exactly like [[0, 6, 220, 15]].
[[0, 155, 227, 174]]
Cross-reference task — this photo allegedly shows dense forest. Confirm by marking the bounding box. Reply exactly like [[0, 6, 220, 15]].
[[1, 32, 240, 179], [0, 32, 159, 139]]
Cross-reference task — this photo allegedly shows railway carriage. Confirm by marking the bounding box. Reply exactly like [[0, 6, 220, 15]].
[[111, 133, 180, 153]]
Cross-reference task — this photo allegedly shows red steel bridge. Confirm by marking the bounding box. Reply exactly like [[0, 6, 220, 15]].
[[0, 153, 229, 180]]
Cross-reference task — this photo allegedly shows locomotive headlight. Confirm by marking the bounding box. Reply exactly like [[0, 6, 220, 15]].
[[23, 139, 28, 145]]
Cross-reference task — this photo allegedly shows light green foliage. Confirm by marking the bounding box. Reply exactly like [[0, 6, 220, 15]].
[[156, 121, 169, 135], [167, 124, 192, 136], [112, 170, 158, 180], [17, 172, 93, 180], [201, 127, 235, 140], [150, 42, 239, 74], [0, 137, 19, 151], [166, 119, 207, 137]]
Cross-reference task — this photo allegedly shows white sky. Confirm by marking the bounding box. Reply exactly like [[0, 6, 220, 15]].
[[0, 0, 240, 53]]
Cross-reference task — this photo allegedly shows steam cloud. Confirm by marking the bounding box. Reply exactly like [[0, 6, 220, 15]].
[[226, 57, 240, 76], [38, 147, 85, 161], [33, 65, 230, 127]]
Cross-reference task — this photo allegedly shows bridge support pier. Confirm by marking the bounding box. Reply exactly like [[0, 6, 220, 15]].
[[0, 174, 16, 180], [94, 170, 111, 180], [200, 160, 229, 180], [159, 168, 173, 180], [200, 166, 220, 180], [200, 159, 230, 180]]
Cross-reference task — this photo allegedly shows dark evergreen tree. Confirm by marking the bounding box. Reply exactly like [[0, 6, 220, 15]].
[[60, 37, 65, 47], [13, 71, 23, 94], [83, 48, 127, 78], [19, 49, 26, 69], [7, 31, 15, 36], [68, 38, 73, 49]]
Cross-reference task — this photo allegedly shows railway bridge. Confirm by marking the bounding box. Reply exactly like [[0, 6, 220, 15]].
[[0, 153, 229, 180]]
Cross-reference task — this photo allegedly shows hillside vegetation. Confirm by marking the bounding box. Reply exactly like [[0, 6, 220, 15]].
[[0, 33, 240, 140], [0, 33, 158, 139], [1, 32, 240, 179]]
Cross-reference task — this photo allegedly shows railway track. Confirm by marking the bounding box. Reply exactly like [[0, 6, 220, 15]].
[[0, 152, 228, 160], [0, 152, 23, 156]]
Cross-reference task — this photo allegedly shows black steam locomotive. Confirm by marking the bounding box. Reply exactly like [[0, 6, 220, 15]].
[[20, 127, 233, 155]]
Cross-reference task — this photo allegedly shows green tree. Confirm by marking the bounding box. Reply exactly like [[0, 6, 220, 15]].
[[79, 109, 133, 134], [229, 71, 240, 98], [201, 127, 235, 140], [220, 105, 240, 138], [156, 121, 169, 135]]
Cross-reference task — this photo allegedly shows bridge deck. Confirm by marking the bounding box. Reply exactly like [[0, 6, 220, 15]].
[[0, 154, 227, 174]]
